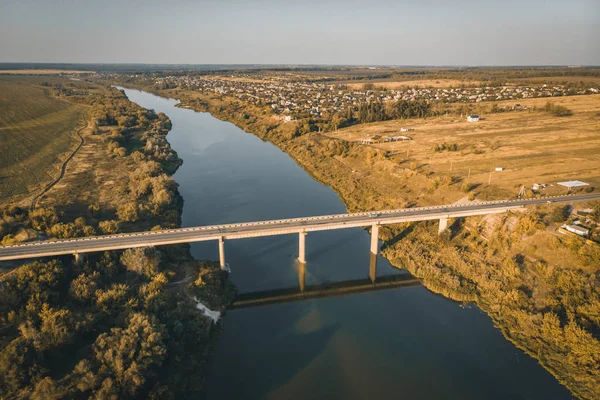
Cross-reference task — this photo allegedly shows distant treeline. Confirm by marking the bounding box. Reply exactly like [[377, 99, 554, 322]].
[[356, 99, 432, 123]]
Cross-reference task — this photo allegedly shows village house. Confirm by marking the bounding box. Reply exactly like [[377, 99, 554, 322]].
[[106, 72, 599, 122], [561, 224, 590, 237]]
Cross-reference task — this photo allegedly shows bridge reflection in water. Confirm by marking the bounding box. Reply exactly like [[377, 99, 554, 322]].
[[230, 254, 420, 309]]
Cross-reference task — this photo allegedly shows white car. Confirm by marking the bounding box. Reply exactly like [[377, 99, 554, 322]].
[[369, 213, 379, 218]]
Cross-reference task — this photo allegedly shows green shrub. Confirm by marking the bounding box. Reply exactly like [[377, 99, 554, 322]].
[[98, 220, 119, 234]]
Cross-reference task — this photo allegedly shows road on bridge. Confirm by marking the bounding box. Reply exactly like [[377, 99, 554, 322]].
[[0, 193, 598, 261]]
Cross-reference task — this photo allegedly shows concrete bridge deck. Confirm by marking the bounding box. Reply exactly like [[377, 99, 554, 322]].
[[0, 193, 597, 262]]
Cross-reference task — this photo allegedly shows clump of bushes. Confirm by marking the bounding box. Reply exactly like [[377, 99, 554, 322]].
[[431, 175, 453, 189], [544, 102, 573, 117], [0, 207, 97, 242], [433, 143, 459, 152]]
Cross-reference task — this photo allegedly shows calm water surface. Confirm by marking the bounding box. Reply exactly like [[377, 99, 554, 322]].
[[121, 88, 572, 400]]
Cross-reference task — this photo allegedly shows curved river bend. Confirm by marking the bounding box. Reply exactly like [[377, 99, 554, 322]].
[[121, 88, 571, 400]]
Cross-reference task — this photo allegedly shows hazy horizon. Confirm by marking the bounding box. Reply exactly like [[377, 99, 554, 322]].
[[1, 0, 598, 65], [1, 62, 599, 68]]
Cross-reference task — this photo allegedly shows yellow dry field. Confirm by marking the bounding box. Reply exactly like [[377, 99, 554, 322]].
[[346, 79, 483, 89], [329, 94, 600, 200], [0, 69, 92, 75], [509, 76, 600, 85]]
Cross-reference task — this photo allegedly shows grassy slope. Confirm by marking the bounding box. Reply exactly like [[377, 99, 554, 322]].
[[0, 77, 86, 202]]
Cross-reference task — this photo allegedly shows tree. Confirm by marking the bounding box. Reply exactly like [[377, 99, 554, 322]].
[[120, 247, 161, 278], [0, 337, 43, 395], [138, 273, 169, 313], [29, 208, 59, 232], [92, 313, 167, 397], [0, 260, 65, 318], [117, 203, 139, 223], [19, 304, 74, 351], [31, 377, 65, 400], [82, 225, 96, 237], [550, 205, 570, 222], [95, 284, 129, 315], [70, 272, 100, 304], [1, 234, 17, 245], [49, 222, 78, 239], [345, 106, 354, 122], [74, 217, 86, 228], [99, 220, 120, 234], [149, 175, 176, 214]]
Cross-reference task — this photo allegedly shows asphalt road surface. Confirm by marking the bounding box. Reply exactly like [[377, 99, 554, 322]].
[[0, 193, 597, 261]]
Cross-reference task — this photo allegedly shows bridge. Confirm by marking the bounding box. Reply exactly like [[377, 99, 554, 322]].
[[0, 194, 597, 283]]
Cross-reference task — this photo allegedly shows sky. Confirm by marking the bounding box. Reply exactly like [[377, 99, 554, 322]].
[[0, 0, 598, 66]]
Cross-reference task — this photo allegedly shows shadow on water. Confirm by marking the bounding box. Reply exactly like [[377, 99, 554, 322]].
[[231, 274, 421, 309]]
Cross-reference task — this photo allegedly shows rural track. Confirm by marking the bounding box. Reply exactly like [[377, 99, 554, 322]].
[[30, 118, 88, 210]]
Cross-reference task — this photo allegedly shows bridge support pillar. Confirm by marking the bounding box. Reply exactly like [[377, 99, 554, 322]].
[[298, 232, 307, 264], [369, 252, 377, 284], [370, 224, 379, 255], [218, 237, 226, 270], [73, 252, 83, 265], [438, 218, 449, 235], [298, 261, 306, 293]]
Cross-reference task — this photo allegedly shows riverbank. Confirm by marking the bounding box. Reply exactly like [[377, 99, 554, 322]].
[[101, 81, 600, 399], [0, 79, 234, 398]]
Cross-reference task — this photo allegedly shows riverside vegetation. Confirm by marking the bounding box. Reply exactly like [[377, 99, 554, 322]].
[[101, 69, 600, 400], [0, 78, 234, 398]]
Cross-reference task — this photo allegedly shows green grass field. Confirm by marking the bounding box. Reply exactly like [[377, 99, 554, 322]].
[[0, 77, 86, 202]]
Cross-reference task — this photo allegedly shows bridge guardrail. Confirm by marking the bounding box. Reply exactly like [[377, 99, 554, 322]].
[[0, 194, 596, 253]]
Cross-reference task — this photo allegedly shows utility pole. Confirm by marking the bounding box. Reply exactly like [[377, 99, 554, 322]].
[[450, 161, 453, 171], [488, 172, 492, 185], [468, 167, 471, 178]]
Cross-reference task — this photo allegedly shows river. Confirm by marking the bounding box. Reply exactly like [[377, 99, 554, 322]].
[[120, 88, 572, 400]]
